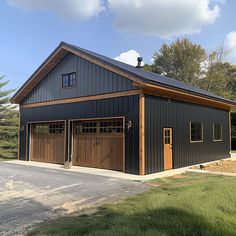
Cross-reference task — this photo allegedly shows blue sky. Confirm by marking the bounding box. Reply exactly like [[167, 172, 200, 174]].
[[1, 0, 236, 91]]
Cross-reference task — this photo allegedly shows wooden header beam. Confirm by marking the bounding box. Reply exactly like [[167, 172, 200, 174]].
[[21, 90, 141, 109], [134, 82, 234, 110]]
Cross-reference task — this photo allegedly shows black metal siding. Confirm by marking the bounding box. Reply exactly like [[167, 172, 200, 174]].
[[20, 95, 139, 174], [22, 53, 135, 104], [145, 95, 230, 174]]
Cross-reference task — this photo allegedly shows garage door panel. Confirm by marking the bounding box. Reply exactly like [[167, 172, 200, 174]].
[[30, 122, 65, 164], [54, 135, 65, 164], [73, 119, 124, 171]]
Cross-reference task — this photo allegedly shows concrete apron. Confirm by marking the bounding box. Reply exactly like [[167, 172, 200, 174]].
[[6, 155, 235, 181]]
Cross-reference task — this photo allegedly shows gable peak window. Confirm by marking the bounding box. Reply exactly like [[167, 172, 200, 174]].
[[190, 122, 203, 143], [62, 72, 76, 88], [213, 123, 222, 141]]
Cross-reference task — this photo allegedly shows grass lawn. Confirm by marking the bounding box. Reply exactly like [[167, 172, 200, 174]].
[[0, 158, 15, 161], [28, 173, 236, 236]]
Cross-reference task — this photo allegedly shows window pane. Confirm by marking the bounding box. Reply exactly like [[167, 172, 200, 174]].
[[62, 72, 76, 88], [165, 137, 171, 144], [77, 119, 124, 134], [34, 125, 48, 134], [214, 124, 222, 141], [191, 122, 202, 142]]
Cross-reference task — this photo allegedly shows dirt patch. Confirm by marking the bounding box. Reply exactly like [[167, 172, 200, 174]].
[[204, 160, 236, 173], [146, 182, 161, 188], [172, 174, 186, 179]]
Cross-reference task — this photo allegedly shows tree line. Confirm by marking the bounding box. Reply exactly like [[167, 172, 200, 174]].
[[143, 38, 236, 101]]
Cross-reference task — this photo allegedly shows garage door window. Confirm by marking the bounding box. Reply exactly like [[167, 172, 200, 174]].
[[33, 123, 65, 134], [100, 120, 123, 133], [75, 119, 124, 134], [49, 124, 65, 134], [34, 125, 48, 134], [75, 122, 97, 134]]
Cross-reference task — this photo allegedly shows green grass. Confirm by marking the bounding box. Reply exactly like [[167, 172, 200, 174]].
[[28, 173, 236, 236], [0, 158, 15, 161]]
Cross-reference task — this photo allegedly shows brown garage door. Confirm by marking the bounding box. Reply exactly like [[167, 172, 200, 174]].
[[73, 118, 124, 171], [30, 122, 65, 164]]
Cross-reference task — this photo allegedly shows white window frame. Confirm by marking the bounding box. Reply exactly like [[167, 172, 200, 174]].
[[213, 123, 223, 142], [190, 122, 203, 143]]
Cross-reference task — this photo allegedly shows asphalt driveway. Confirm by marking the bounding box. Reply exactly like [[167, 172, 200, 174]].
[[0, 162, 148, 236]]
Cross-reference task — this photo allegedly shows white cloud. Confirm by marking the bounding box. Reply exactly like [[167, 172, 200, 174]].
[[6, 0, 104, 21], [107, 0, 221, 38], [225, 31, 236, 64], [114, 50, 144, 66]]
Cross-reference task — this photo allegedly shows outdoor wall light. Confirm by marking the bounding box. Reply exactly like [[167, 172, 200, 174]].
[[20, 125, 24, 132], [126, 121, 132, 130]]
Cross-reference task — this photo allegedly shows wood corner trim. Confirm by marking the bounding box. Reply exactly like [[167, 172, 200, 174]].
[[139, 92, 145, 175], [17, 110, 20, 160]]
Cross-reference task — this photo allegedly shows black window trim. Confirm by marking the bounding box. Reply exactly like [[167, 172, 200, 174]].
[[62, 72, 77, 89], [213, 123, 223, 142], [190, 122, 203, 143]]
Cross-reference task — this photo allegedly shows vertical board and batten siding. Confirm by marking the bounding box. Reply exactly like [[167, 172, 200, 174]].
[[22, 53, 135, 104], [145, 95, 230, 174], [20, 95, 140, 174]]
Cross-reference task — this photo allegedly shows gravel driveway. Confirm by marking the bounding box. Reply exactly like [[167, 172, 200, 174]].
[[0, 162, 148, 236]]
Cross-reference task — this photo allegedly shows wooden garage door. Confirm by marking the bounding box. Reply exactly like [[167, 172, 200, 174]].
[[30, 122, 65, 164], [73, 119, 124, 171]]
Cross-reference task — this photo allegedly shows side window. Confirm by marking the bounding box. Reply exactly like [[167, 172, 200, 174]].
[[213, 124, 222, 141], [190, 122, 203, 143], [62, 72, 76, 88]]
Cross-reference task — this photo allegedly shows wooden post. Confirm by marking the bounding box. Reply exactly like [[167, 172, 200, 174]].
[[139, 93, 145, 175], [17, 108, 21, 160], [229, 111, 232, 153]]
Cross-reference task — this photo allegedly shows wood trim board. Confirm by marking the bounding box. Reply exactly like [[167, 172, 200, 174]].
[[18, 109, 20, 160], [21, 90, 141, 109], [139, 93, 145, 175], [229, 112, 232, 151], [134, 82, 233, 110]]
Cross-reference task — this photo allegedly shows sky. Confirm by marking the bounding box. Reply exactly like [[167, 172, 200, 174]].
[[0, 0, 236, 91]]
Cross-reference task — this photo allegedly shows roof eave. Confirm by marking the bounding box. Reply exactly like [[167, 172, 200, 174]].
[[134, 81, 236, 110]]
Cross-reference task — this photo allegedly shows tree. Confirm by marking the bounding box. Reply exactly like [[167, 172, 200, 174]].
[[225, 64, 236, 100], [196, 47, 231, 97], [145, 38, 206, 86], [144, 38, 236, 101], [0, 76, 18, 159]]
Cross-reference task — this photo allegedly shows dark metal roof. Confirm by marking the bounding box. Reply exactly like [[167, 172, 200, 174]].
[[63, 42, 236, 105], [11, 41, 236, 106]]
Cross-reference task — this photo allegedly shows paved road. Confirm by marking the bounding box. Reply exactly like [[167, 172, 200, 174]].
[[0, 162, 148, 236]]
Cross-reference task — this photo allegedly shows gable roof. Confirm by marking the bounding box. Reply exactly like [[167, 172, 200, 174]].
[[11, 41, 236, 108]]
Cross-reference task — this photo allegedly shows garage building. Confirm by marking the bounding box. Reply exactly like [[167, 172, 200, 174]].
[[11, 42, 236, 175]]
